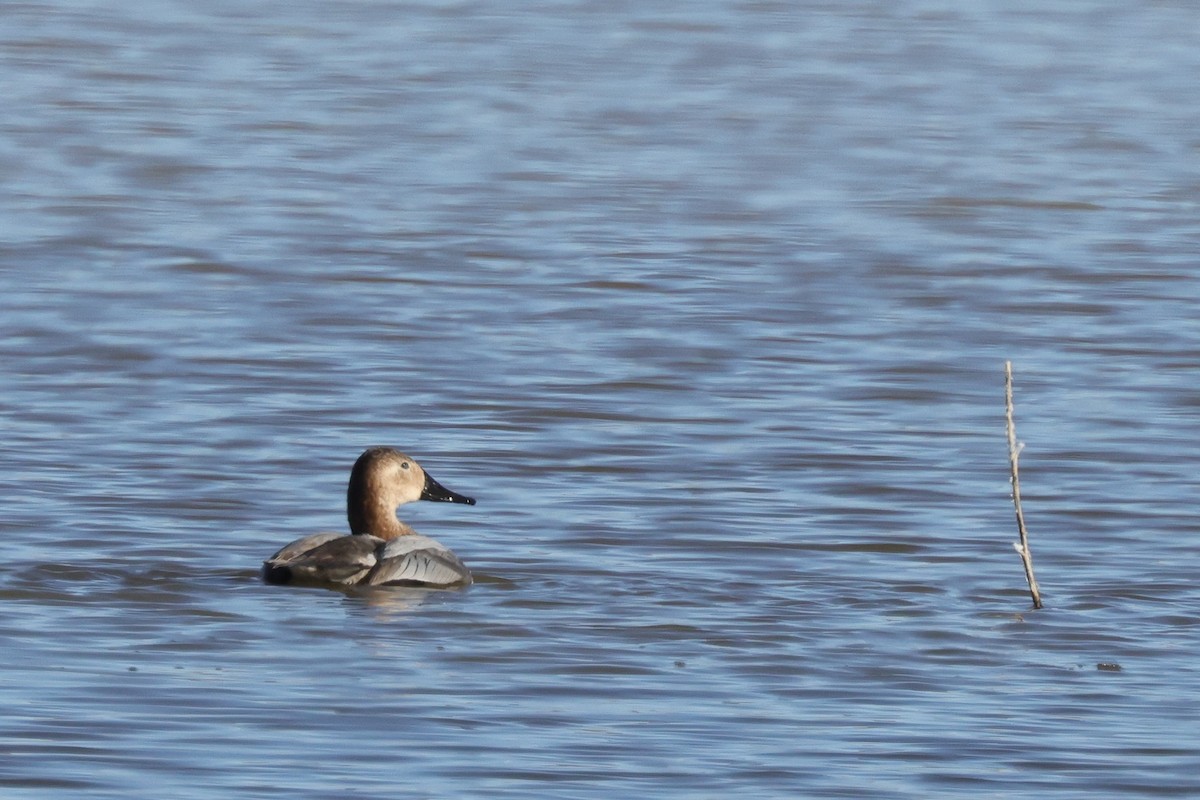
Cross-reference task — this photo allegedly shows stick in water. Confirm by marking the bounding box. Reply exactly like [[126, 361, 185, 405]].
[[1005, 361, 1043, 609]]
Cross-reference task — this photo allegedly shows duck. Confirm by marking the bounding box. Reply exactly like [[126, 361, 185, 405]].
[[262, 447, 476, 588]]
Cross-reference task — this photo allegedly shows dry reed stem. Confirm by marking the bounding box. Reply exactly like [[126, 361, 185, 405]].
[[1005, 361, 1043, 609]]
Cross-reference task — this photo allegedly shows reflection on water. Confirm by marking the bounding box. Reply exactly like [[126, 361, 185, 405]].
[[3, 0, 1200, 797], [346, 584, 465, 617]]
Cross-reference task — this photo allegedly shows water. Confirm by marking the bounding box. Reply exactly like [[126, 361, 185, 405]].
[[3, 1, 1200, 797]]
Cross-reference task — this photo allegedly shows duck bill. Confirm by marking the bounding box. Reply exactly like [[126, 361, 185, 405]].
[[421, 472, 476, 505]]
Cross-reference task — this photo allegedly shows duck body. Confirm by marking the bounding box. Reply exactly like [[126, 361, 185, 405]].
[[263, 531, 472, 587], [263, 447, 475, 589]]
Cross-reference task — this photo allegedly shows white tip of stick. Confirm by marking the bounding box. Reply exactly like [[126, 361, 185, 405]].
[[1012, 542, 1025, 555]]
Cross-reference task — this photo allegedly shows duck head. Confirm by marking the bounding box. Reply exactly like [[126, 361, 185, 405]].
[[347, 446, 475, 537]]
